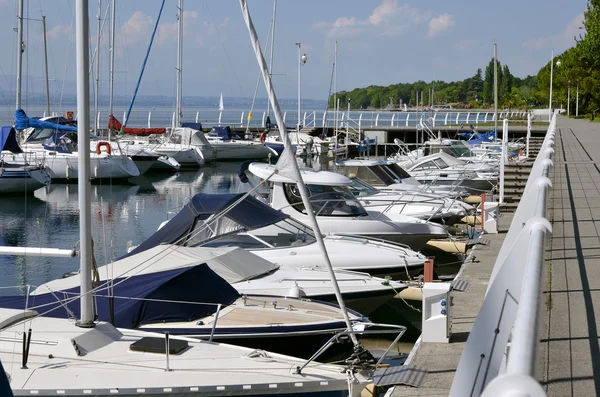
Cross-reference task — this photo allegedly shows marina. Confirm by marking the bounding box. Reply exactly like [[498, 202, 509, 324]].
[[1, 0, 599, 396]]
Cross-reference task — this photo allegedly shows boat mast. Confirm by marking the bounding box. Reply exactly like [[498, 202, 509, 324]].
[[15, 0, 24, 110], [174, 0, 183, 127], [94, 0, 101, 134], [42, 16, 51, 115], [76, 0, 94, 328], [239, 0, 359, 347], [333, 41, 337, 150], [108, 0, 115, 117], [266, 0, 276, 118]]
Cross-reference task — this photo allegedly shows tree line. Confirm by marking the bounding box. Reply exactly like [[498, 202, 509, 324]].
[[331, 1, 598, 116]]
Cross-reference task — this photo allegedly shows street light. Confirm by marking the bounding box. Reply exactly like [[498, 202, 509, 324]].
[[296, 43, 306, 134]]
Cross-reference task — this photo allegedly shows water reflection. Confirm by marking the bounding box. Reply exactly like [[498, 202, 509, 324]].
[[0, 164, 252, 293]]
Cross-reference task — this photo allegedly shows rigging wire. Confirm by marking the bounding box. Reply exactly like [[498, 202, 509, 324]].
[[203, 0, 245, 96]]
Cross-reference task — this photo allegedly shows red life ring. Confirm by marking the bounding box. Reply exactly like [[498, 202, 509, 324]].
[[95, 141, 112, 155]]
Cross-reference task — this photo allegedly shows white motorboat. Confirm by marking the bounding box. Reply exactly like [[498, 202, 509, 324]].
[[245, 162, 449, 250], [398, 152, 498, 193], [127, 192, 428, 278], [16, 243, 371, 362], [338, 159, 474, 224], [340, 158, 472, 198], [1, 126, 51, 194]]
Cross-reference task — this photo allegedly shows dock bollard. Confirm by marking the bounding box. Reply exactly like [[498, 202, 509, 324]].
[[424, 258, 435, 282]]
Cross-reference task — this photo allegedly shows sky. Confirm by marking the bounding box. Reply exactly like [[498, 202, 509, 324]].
[[0, 0, 589, 104]]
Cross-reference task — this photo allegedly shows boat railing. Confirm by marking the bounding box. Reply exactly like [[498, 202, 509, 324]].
[[449, 114, 556, 397], [294, 322, 407, 374]]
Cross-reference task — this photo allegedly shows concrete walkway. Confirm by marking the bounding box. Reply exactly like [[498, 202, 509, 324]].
[[539, 117, 600, 396], [390, 218, 511, 397]]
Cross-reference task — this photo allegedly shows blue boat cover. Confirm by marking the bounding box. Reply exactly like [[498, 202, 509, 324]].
[[0, 359, 13, 397], [181, 122, 202, 130], [208, 126, 241, 140], [0, 126, 23, 153], [15, 108, 77, 132], [125, 193, 288, 258], [0, 263, 239, 329]]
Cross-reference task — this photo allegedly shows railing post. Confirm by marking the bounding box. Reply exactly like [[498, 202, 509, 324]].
[[261, 111, 265, 128], [406, 112, 410, 127], [444, 112, 448, 125], [432, 113, 436, 127], [240, 112, 244, 127], [283, 111, 287, 124], [484, 112, 488, 123], [476, 112, 480, 125], [391, 113, 395, 127], [303, 111, 307, 127], [195, 111, 199, 123], [375, 114, 379, 127], [456, 112, 459, 125], [466, 112, 471, 124], [480, 192, 486, 232], [147, 111, 152, 128], [526, 113, 531, 158], [322, 111, 327, 127]]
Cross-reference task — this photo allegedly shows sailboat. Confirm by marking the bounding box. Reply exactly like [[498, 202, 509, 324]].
[[0, 126, 51, 194], [0, 2, 371, 395]]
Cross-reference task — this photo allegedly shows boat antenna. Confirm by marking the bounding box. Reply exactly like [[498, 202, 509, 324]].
[[239, 0, 359, 347]]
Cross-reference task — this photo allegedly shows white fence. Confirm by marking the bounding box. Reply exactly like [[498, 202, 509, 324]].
[[449, 114, 556, 396]]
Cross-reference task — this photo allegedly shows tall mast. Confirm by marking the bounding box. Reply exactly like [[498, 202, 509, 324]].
[[94, 0, 101, 134], [108, 0, 115, 116], [333, 41, 337, 141], [174, 0, 183, 127], [266, 0, 276, 118], [239, 0, 358, 347], [42, 15, 51, 115], [76, 0, 94, 328], [15, 0, 24, 110]]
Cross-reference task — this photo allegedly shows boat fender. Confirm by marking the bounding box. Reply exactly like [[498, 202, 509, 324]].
[[95, 141, 112, 155]]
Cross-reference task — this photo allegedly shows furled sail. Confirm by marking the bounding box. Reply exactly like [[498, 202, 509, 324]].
[[108, 114, 166, 136]]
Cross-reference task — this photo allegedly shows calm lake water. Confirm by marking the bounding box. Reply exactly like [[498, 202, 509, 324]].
[[0, 162, 250, 294]]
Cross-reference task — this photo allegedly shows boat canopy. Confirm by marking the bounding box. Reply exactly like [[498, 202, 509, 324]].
[[0, 126, 23, 153], [15, 109, 77, 132], [0, 245, 276, 329], [247, 162, 353, 186], [108, 114, 166, 135], [171, 127, 211, 146], [181, 122, 202, 130], [208, 126, 240, 140], [125, 193, 288, 258]]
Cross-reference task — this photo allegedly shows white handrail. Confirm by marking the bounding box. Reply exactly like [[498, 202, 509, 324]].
[[450, 114, 556, 397]]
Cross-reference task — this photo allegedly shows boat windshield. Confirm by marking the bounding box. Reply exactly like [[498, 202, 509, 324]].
[[348, 178, 380, 197], [283, 183, 368, 217], [197, 217, 316, 249], [449, 141, 476, 158], [27, 128, 99, 144]]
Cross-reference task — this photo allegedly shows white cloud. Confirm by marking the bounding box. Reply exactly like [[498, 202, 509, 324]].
[[47, 24, 73, 41], [120, 11, 153, 47], [522, 13, 584, 50], [157, 10, 199, 44], [195, 18, 229, 47], [427, 14, 455, 38], [313, 0, 430, 39]]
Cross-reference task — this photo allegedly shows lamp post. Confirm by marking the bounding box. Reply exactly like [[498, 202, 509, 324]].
[[296, 42, 306, 133], [576, 80, 579, 117], [567, 79, 570, 117], [549, 51, 555, 121]]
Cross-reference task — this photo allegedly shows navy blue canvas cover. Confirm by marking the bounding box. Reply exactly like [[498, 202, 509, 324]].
[[0, 126, 23, 153], [15, 109, 77, 132], [181, 122, 202, 130], [0, 264, 239, 329], [125, 193, 288, 258]]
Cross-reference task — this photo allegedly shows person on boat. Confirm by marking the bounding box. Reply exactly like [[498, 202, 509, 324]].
[[259, 129, 267, 143]]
